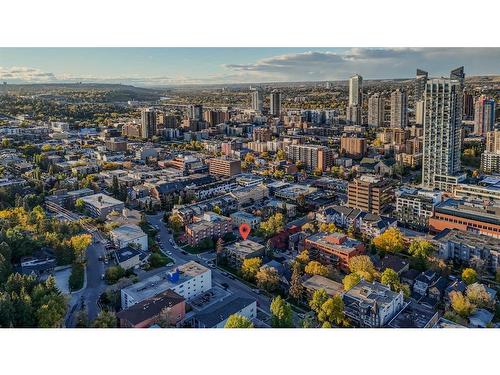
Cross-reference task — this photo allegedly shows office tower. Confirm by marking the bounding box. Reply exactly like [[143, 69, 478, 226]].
[[286, 144, 334, 172], [450, 66, 465, 90], [140, 108, 157, 139], [347, 175, 394, 215], [415, 69, 428, 102], [340, 136, 367, 158], [474, 96, 496, 136], [463, 91, 474, 120], [188, 104, 203, 121], [270, 90, 281, 116], [415, 100, 424, 125], [349, 74, 363, 106], [251, 89, 263, 112], [368, 94, 384, 127], [422, 78, 462, 189], [390, 89, 408, 128]]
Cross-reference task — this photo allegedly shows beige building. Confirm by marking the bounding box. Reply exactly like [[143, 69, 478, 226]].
[[340, 137, 366, 158], [347, 175, 394, 215], [208, 157, 241, 177]]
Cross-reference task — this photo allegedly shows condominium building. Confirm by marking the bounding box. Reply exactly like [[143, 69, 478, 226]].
[[481, 153, 500, 174], [207, 157, 242, 177], [188, 104, 203, 121], [251, 89, 263, 112], [252, 127, 272, 142], [390, 89, 408, 128], [474, 96, 496, 136], [421, 77, 463, 190], [414, 69, 428, 102], [120, 261, 211, 309], [395, 187, 442, 230], [105, 137, 127, 152], [286, 144, 334, 171], [343, 280, 404, 327], [304, 232, 365, 272], [270, 90, 281, 116], [140, 108, 157, 139], [185, 212, 232, 245], [368, 93, 384, 127], [349, 74, 363, 106], [463, 91, 475, 120], [80, 193, 125, 220], [340, 136, 367, 158], [347, 175, 394, 215]]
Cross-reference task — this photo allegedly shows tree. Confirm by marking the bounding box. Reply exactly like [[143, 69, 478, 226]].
[[289, 263, 304, 301], [372, 227, 405, 253], [224, 314, 254, 328], [461, 268, 477, 285], [256, 266, 280, 292], [36, 297, 67, 328], [301, 222, 316, 233], [0, 252, 12, 283], [295, 250, 310, 267], [75, 198, 85, 213], [69, 234, 92, 263], [105, 266, 125, 284], [380, 268, 400, 290], [449, 291, 475, 318], [466, 283, 493, 309], [408, 239, 434, 259], [309, 289, 328, 313], [168, 214, 183, 233], [342, 273, 361, 291], [259, 212, 284, 238], [149, 253, 168, 268], [212, 205, 222, 215], [304, 261, 329, 277], [157, 307, 174, 328], [92, 310, 117, 328], [215, 237, 224, 266], [348, 255, 376, 281], [276, 149, 286, 161], [317, 295, 345, 326], [270, 296, 293, 328], [241, 257, 262, 281]]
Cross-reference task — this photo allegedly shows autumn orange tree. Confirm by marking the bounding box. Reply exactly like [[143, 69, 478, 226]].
[[372, 227, 405, 253]]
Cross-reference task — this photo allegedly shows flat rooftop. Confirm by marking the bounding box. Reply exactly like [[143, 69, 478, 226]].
[[435, 198, 500, 225], [302, 275, 343, 297], [434, 228, 500, 252], [81, 193, 123, 208], [226, 240, 264, 256], [344, 280, 400, 308], [111, 224, 146, 241], [122, 261, 209, 302], [306, 232, 361, 255]]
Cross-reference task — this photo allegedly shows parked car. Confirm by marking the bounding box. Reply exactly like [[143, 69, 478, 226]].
[[221, 282, 229, 289]]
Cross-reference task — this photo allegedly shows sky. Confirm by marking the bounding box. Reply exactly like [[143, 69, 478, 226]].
[[0, 48, 499, 86]]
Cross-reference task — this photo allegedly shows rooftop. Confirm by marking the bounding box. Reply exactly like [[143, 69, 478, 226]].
[[302, 275, 343, 297], [193, 295, 256, 327], [306, 232, 362, 255], [388, 301, 438, 328], [344, 279, 401, 308], [122, 261, 209, 302], [434, 228, 500, 253], [81, 193, 123, 208], [111, 224, 147, 242], [225, 240, 265, 256], [434, 198, 500, 225]]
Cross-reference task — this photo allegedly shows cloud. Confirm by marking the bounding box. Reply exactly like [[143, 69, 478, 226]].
[[0, 66, 56, 82]]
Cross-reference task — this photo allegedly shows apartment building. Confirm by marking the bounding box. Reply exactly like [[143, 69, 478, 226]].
[[80, 193, 125, 219], [207, 157, 242, 177], [340, 136, 367, 158], [347, 175, 394, 215], [395, 187, 442, 230], [286, 144, 334, 171], [185, 212, 232, 245]]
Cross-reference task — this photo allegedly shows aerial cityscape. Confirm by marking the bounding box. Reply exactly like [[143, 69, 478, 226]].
[[1, 48, 500, 329]]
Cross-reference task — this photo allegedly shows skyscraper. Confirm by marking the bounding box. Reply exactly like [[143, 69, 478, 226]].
[[422, 78, 463, 190], [270, 90, 281, 116], [474, 96, 496, 136], [367, 94, 384, 127], [140, 108, 157, 139], [414, 69, 428, 102], [390, 89, 408, 128], [463, 91, 474, 120], [349, 74, 363, 106], [450, 66, 465, 90], [251, 89, 263, 112], [347, 74, 363, 125]]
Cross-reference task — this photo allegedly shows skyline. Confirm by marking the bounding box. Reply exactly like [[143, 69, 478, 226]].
[[1, 47, 500, 86]]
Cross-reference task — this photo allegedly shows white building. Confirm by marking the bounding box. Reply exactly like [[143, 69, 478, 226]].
[[80, 193, 124, 219], [390, 89, 408, 128], [110, 223, 148, 251], [121, 261, 211, 309]]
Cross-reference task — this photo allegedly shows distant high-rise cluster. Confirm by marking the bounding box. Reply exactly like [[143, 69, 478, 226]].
[[251, 89, 263, 113], [474, 96, 496, 136], [368, 93, 384, 127]]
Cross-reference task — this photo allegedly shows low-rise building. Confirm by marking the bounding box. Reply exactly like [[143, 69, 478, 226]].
[[304, 232, 365, 272], [192, 296, 257, 328], [120, 261, 211, 309], [395, 187, 442, 230], [302, 275, 344, 299], [343, 280, 404, 327], [110, 223, 148, 251], [80, 193, 125, 219], [114, 246, 142, 270], [117, 290, 186, 328], [387, 300, 439, 328], [230, 211, 261, 229], [224, 240, 265, 268], [185, 212, 232, 246]]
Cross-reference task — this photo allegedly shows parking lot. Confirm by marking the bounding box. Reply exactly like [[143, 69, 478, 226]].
[[189, 286, 231, 312]]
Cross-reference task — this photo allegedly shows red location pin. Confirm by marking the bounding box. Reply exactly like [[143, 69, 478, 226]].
[[239, 223, 251, 240]]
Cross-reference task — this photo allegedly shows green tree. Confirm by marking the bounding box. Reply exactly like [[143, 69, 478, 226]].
[[105, 266, 125, 284], [380, 268, 400, 290], [317, 295, 345, 326], [68, 234, 92, 263], [295, 250, 310, 269], [270, 296, 294, 328], [241, 257, 262, 281], [92, 310, 117, 328], [75, 198, 85, 212], [168, 214, 183, 233], [348, 255, 376, 281], [408, 239, 434, 258], [149, 253, 169, 268], [466, 283, 493, 309], [212, 205, 222, 215], [224, 314, 254, 328], [461, 268, 477, 285], [276, 149, 286, 161], [342, 273, 361, 291]]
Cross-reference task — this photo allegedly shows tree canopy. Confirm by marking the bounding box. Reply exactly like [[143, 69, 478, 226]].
[[224, 314, 254, 328]]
